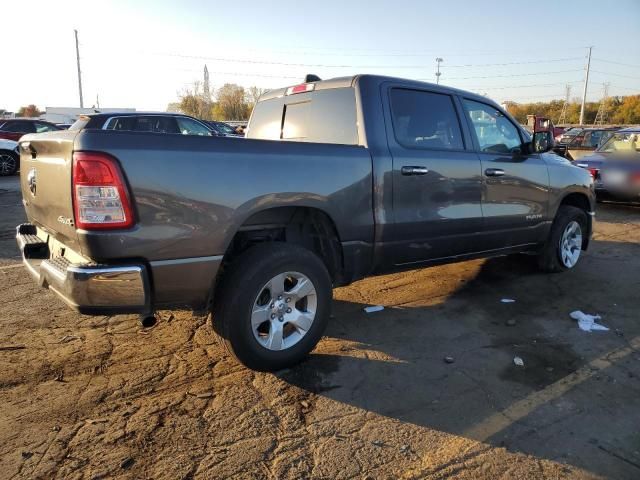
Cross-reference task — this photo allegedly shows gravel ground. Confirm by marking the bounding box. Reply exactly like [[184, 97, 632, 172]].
[[1, 175, 639, 479]]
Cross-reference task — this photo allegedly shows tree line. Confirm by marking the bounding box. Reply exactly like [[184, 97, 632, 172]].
[[505, 95, 640, 125], [169, 83, 266, 122]]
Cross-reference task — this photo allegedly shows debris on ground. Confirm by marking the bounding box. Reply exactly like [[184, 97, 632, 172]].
[[0, 345, 26, 351], [371, 440, 384, 447], [444, 356, 455, 364], [501, 298, 516, 303], [363, 305, 384, 313], [120, 457, 134, 469], [58, 335, 80, 343], [570, 311, 609, 332], [513, 356, 524, 367], [400, 444, 411, 454], [85, 418, 108, 425], [187, 391, 214, 399], [505, 318, 517, 326]]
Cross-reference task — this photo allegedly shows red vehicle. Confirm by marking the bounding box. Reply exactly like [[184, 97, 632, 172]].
[[0, 119, 61, 141]]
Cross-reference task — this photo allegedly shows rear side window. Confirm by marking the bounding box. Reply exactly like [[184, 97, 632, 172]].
[[1, 121, 35, 133], [248, 87, 358, 145], [134, 116, 180, 134], [105, 117, 136, 131], [389, 89, 464, 150]]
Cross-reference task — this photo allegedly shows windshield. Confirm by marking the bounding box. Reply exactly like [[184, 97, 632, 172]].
[[597, 132, 640, 153]]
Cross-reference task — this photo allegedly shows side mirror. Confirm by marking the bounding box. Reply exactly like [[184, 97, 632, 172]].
[[533, 131, 552, 153]]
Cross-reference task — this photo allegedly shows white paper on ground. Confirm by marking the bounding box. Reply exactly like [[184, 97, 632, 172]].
[[501, 298, 516, 303], [363, 305, 384, 313], [569, 310, 609, 332], [513, 356, 524, 366]]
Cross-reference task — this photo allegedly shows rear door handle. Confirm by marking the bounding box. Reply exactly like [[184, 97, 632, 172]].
[[401, 166, 429, 176], [485, 168, 505, 177]]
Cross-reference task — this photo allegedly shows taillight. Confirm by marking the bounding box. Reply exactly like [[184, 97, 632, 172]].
[[72, 152, 134, 230], [587, 168, 599, 179], [631, 172, 640, 185]]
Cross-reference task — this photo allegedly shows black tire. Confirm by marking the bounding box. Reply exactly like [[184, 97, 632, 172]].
[[212, 242, 332, 371], [0, 150, 18, 176], [537, 205, 588, 273]]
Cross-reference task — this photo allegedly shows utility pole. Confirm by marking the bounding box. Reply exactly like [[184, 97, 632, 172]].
[[558, 84, 571, 125], [594, 83, 610, 125], [204, 64, 211, 99], [74, 29, 84, 108], [435, 57, 443, 85], [579, 46, 592, 125]]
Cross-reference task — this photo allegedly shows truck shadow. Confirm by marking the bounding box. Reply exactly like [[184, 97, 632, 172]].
[[279, 236, 640, 478]]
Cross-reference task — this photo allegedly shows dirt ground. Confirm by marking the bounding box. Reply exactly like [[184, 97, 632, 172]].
[[1, 174, 639, 480]]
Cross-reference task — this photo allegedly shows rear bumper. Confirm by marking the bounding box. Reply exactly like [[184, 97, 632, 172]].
[[16, 224, 152, 315]]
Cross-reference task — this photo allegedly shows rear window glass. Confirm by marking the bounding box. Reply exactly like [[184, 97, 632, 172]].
[[247, 87, 358, 145]]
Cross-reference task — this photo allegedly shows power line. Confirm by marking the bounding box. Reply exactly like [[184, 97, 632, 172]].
[[459, 80, 583, 91], [591, 69, 639, 80], [420, 69, 583, 81], [93, 49, 587, 70], [441, 57, 583, 68], [592, 58, 640, 69]]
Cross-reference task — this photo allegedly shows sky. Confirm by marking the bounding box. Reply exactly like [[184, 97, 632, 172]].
[[1, 0, 639, 112]]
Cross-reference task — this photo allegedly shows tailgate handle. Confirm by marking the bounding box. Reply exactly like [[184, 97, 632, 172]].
[[485, 168, 505, 177], [401, 166, 429, 176]]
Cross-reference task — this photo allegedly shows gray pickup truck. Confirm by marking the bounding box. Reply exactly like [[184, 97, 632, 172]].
[[16, 74, 595, 371]]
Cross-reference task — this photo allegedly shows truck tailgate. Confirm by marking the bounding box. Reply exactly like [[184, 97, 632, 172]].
[[19, 130, 80, 252]]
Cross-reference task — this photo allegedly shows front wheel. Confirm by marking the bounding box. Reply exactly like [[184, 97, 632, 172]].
[[212, 243, 332, 371], [0, 151, 18, 176], [537, 205, 588, 273]]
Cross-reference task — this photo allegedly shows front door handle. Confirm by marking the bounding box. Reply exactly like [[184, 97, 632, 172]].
[[485, 168, 505, 177], [401, 166, 429, 176]]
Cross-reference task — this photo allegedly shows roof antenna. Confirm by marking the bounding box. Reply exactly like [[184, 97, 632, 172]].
[[304, 74, 321, 83]]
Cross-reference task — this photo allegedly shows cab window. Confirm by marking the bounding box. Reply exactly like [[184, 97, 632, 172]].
[[34, 122, 59, 133], [389, 88, 464, 150], [463, 100, 522, 154]]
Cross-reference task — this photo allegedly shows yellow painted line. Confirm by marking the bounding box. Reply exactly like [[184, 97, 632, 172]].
[[465, 336, 640, 441]]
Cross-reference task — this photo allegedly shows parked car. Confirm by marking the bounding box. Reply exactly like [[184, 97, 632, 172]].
[[563, 127, 619, 161], [205, 121, 244, 137], [0, 119, 62, 141], [557, 127, 583, 145], [0, 138, 19, 175], [16, 74, 594, 371], [67, 112, 214, 136], [574, 127, 640, 202]]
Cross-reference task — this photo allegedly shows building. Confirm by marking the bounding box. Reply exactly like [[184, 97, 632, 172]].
[[43, 107, 136, 124]]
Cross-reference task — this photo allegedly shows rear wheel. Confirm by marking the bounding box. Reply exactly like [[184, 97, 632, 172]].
[[212, 243, 332, 371], [537, 205, 588, 273], [0, 151, 18, 176]]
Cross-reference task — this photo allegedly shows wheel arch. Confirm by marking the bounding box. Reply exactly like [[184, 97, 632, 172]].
[[219, 205, 345, 288], [557, 191, 593, 249]]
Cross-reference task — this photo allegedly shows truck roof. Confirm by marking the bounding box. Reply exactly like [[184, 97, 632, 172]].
[[259, 74, 494, 105]]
